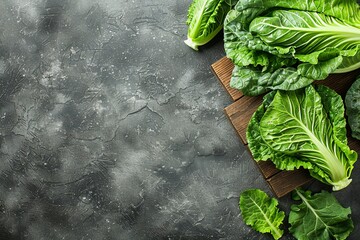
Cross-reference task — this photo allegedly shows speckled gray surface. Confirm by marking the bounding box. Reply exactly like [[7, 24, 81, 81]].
[[0, 0, 359, 239]]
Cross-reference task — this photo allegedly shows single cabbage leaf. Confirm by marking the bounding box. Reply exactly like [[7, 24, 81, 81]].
[[289, 189, 354, 240], [345, 76, 360, 140], [239, 189, 285, 240], [184, 0, 237, 50], [247, 85, 358, 190], [249, 10, 360, 55], [224, 0, 360, 95], [233, 0, 360, 28]]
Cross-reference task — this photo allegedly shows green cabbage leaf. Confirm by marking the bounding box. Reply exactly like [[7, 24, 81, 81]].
[[239, 189, 285, 240], [247, 85, 357, 190], [289, 189, 354, 240]]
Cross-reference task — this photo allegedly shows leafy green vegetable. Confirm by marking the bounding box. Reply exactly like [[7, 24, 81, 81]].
[[239, 189, 285, 240], [289, 189, 354, 240], [185, 0, 237, 50], [345, 76, 360, 140], [224, 0, 360, 95], [247, 85, 357, 190]]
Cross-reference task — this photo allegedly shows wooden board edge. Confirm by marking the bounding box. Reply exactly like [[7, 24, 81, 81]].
[[224, 106, 246, 145], [211, 57, 242, 101]]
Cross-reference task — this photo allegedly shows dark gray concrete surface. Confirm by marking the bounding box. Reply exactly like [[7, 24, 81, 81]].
[[0, 0, 358, 239]]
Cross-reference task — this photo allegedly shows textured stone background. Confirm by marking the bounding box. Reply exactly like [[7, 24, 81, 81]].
[[0, 0, 358, 239]]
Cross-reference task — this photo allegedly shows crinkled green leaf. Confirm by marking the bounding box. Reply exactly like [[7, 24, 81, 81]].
[[345, 76, 360, 140], [230, 65, 314, 96], [289, 189, 354, 240], [296, 55, 343, 80], [246, 91, 276, 158], [336, 47, 360, 72], [239, 189, 285, 240], [247, 85, 357, 190], [295, 48, 342, 65]]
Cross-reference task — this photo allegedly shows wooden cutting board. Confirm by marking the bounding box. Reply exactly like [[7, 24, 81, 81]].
[[211, 57, 360, 197]]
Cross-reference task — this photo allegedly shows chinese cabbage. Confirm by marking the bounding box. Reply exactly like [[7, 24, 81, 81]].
[[247, 85, 357, 190], [185, 0, 237, 50], [224, 0, 360, 95]]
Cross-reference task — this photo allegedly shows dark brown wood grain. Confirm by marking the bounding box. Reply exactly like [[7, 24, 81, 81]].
[[349, 136, 360, 154], [252, 152, 281, 179], [210, 57, 241, 101], [212, 56, 360, 198], [224, 96, 262, 145], [314, 70, 360, 97], [267, 169, 314, 198]]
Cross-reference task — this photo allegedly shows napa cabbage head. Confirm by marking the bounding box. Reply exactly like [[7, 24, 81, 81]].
[[224, 0, 360, 95], [247, 85, 357, 191], [185, 0, 237, 50]]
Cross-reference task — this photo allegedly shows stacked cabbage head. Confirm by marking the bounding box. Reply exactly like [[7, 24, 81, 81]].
[[224, 0, 360, 96]]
